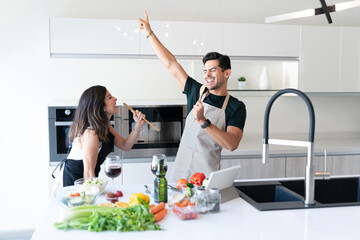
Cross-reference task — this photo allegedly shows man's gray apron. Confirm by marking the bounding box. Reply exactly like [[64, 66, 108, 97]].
[[170, 85, 230, 182]]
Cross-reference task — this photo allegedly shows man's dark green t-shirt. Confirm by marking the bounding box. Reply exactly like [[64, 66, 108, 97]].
[[183, 76, 246, 131]]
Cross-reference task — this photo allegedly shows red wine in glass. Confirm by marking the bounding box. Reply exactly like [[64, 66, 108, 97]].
[[105, 166, 122, 178], [105, 155, 122, 193]]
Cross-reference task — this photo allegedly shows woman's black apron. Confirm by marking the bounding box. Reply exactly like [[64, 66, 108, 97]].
[[55, 132, 115, 187]]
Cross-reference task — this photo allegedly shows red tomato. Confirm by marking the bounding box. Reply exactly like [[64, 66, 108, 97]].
[[70, 192, 80, 197], [176, 178, 189, 189]]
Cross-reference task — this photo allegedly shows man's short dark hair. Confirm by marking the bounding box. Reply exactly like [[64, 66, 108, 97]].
[[202, 52, 231, 71]]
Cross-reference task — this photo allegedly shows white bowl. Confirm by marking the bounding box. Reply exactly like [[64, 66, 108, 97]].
[[74, 177, 108, 193], [54, 185, 100, 208]]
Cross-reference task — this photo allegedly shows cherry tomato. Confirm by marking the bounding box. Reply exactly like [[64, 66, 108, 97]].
[[70, 192, 80, 197]]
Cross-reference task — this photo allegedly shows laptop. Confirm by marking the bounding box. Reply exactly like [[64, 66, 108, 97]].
[[205, 165, 241, 203]]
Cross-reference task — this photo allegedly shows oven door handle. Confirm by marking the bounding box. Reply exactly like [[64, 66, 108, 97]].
[[55, 121, 114, 126], [54, 122, 72, 126]]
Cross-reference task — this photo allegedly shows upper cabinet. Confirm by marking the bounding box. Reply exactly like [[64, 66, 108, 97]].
[[298, 26, 341, 92], [340, 27, 360, 92], [139, 21, 222, 56], [222, 24, 300, 57], [49, 18, 140, 56], [49, 18, 360, 93], [49, 18, 299, 58]]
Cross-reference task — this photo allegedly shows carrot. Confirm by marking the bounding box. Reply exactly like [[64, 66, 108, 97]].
[[150, 204, 156, 209], [149, 202, 166, 214], [153, 208, 167, 222]]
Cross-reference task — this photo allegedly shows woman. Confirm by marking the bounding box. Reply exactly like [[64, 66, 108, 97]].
[[54, 85, 145, 187]]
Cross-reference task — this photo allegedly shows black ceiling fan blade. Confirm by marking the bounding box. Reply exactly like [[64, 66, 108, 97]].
[[265, 0, 360, 24], [318, 0, 333, 23]]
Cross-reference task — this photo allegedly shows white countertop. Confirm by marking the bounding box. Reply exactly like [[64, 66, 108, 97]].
[[32, 184, 360, 240]]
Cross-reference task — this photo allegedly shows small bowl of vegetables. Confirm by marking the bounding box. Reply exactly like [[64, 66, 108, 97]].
[[74, 177, 108, 193], [54, 185, 100, 208]]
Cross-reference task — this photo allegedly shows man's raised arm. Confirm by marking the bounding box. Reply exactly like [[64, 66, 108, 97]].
[[138, 10, 188, 91]]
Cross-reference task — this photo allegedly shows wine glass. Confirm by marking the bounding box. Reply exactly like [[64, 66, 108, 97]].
[[151, 154, 167, 176], [104, 155, 122, 193]]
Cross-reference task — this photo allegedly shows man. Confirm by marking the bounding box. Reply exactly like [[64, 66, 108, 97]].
[[138, 11, 246, 181]]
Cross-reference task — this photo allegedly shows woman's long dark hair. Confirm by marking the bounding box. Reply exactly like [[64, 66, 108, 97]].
[[69, 85, 110, 143]]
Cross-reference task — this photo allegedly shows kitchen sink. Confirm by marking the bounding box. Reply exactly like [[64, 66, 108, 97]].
[[234, 177, 360, 211], [235, 181, 304, 211], [280, 177, 360, 204]]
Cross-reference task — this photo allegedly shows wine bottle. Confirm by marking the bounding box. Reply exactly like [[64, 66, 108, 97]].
[[154, 158, 168, 203]]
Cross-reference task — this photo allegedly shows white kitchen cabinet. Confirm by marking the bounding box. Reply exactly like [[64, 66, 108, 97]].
[[339, 27, 360, 92], [221, 157, 286, 180], [50, 18, 140, 56], [298, 26, 341, 92], [140, 21, 222, 56], [222, 23, 300, 57]]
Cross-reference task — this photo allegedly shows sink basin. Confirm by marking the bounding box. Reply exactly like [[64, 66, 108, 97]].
[[280, 177, 360, 204], [234, 177, 360, 211], [235, 181, 304, 211]]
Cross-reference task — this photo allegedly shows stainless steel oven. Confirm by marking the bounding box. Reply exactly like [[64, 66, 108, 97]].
[[115, 104, 186, 158], [48, 106, 120, 163]]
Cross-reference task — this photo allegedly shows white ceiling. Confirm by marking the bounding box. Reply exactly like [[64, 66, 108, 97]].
[[51, 0, 360, 27]]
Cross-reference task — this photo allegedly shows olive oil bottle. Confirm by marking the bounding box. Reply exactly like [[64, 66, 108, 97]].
[[154, 157, 168, 203]]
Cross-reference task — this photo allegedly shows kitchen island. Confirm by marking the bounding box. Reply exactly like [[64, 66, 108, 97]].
[[32, 184, 360, 240]]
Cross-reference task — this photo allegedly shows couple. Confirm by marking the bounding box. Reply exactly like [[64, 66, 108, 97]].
[[55, 11, 246, 187]]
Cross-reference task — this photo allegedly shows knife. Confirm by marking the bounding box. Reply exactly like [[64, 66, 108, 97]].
[[123, 103, 160, 131], [168, 185, 182, 192]]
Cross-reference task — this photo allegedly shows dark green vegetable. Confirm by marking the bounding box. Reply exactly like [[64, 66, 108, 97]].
[[54, 204, 161, 232], [184, 183, 194, 197]]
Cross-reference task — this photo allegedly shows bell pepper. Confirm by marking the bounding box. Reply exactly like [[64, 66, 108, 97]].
[[176, 178, 189, 189], [190, 172, 206, 186], [129, 193, 150, 205]]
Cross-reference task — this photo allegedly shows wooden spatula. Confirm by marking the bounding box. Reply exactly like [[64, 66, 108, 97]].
[[123, 102, 160, 131]]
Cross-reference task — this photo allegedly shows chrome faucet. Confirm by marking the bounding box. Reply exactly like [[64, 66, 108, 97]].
[[262, 88, 316, 205]]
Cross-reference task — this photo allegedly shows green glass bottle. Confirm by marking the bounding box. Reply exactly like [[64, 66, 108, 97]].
[[154, 158, 168, 203]]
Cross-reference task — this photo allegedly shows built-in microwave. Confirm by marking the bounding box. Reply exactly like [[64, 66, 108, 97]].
[[116, 105, 187, 159]]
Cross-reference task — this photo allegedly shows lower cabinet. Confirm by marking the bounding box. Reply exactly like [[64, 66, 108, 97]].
[[286, 155, 360, 177], [330, 155, 360, 175], [122, 161, 175, 185], [222, 154, 360, 180], [285, 156, 324, 177], [221, 157, 286, 180]]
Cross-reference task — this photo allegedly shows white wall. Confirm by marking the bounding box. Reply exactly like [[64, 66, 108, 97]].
[[1, 0, 360, 231]]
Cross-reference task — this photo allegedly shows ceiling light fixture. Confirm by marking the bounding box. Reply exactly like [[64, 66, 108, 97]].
[[265, 0, 360, 24]]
